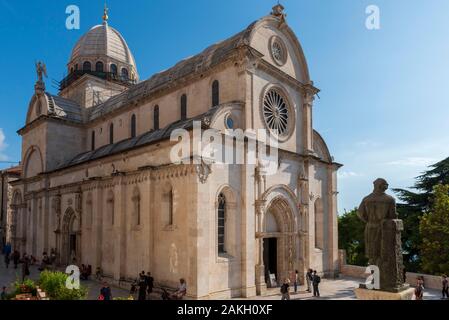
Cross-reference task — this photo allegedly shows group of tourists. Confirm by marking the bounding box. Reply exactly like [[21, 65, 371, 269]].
[[414, 274, 449, 300], [129, 271, 155, 300], [280, 269, 321, 300]]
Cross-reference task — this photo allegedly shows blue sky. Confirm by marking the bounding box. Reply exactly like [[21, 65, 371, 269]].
[[0, 0, 448, 212]]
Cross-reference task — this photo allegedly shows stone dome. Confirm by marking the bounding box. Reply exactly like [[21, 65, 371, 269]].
[[68, 22, 139, 81]]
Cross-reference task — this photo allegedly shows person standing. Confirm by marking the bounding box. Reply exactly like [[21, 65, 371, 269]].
[[312, 270, 321, 297], [414, 277, 424, 300], [4, 253, 10, 269], [21, 254, 30, 282], [12, 250, 20, 269], [146, 272, 154, 295], [280, 279, 290, 300], [294, 270, 299, 293], [138, 273, 147, 301], [100, 282, 112, 300], [306, 269, 313, 293], [1, 287, 7, 300], [442, 275, 448, 300]]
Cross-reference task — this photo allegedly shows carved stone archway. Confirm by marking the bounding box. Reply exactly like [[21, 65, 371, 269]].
[[60, 207, 81, 266], [255, 186, 301, 295]]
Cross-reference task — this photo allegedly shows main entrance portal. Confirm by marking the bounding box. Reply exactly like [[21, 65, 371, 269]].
[[263, 238, 278, 287]]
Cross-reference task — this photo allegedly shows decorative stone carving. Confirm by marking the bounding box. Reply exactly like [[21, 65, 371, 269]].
[[75, 193, 82, 213], [34, 61, 47, 95], [357, 178, 408, 292], [195, 160, 212, 184]]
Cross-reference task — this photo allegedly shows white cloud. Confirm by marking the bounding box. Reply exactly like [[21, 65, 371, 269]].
[[355, 140, 381, 148], [385, 157, 436, 167], [338, 171, 362, 179], [0, 128, 8, 161]]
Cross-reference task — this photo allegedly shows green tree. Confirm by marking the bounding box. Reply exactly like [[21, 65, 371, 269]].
[[393, 156, 449, 272], [419, 184, 449, 275], [338, 208, 368, 266]]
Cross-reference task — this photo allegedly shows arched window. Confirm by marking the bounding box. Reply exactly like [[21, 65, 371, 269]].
[[132, 188, 141, 226], [168, 189, 174, 226], [154, 105, 160, 130], [180, 94, 187, 120], [110, 64, 118, 75], [121, 68, 129, 80], [83, 61, 91, 71], [96, 61, 104, 72], [86, 193, 93, 227], [218, 193, 226, 254], [130, 114, 137, 138], [109, 123, 114, 145], [107, 191, 114, 226], [315, 199, 324, 250], [212, 80, 220, 107], [91, 131, 95, 151]]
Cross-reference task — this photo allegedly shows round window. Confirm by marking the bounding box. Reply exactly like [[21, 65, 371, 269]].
[[270, 36, 287, 66], [263, 88, 290, 137], [225, 115, 235, 129]]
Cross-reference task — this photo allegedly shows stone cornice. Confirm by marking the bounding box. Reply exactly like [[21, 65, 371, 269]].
[[17, 115, 84, 136], [256, 59, 320, 95], [20, 163, 198, 198]]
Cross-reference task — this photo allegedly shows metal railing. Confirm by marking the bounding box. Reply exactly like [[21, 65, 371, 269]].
[[59, 70, 137, 91]]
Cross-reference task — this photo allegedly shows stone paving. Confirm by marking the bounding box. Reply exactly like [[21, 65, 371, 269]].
[[0, 255, 443, 300], [238, 276, 442, 300]]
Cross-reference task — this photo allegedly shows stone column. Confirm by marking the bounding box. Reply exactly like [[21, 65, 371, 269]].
[[240, 157, 256, 298], [302, 88, 315, 155], [380, 219, 405, 291], [95, 186, 103, 271], [255, 200, 266, 296]]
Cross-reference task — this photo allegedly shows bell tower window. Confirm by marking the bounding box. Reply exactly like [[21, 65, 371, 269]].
[[96, 61, 104, 72], [83, 61, 91, 71], [121, 68, 129, 80], [110, 64, 118, 75]]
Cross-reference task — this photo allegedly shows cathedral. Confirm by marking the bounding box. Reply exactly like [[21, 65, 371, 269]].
[[8, 5, 341, 299]]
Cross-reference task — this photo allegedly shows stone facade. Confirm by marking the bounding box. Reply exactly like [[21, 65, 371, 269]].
[[0, 166, 21, 249], [10, 5, 342, 299]]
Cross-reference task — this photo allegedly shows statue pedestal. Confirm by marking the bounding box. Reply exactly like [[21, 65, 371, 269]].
[[354, 288, 415, 300]]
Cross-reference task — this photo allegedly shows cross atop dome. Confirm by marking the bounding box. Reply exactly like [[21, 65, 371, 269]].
[[271, 2, 285, 17], [102, 3, 109, 25], [271, 2, 287, 25]]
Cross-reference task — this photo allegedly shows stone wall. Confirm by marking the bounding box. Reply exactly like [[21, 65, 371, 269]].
[[338, 250, 443, 290]]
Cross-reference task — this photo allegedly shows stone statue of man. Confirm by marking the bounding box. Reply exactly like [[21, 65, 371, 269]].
[[357, 178, 397, 266], [358, 178, 407, 292]]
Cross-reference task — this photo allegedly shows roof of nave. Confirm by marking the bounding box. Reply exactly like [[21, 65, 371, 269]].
[[51, 106, 220, 173], [45, 93, 83, 123], [87, 20, 257, 121], [0, 165, 22, 176]]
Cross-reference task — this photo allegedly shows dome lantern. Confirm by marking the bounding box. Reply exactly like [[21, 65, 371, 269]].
[[60, 7, 138, 91]]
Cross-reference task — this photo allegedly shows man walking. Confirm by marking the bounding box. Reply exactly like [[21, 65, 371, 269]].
[[442, 275, 448, 300], [312, 270, 321, 297], [294, 270, 299, 293], [306, 269, 313, 293], [280, 279, 290, 300]]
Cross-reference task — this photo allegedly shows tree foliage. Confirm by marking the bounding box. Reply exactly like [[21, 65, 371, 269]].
[[419, 184, 449, 275], [393, 156, 449, 272], [338, 208, 368, 266], [39, 271, 87, 300]]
